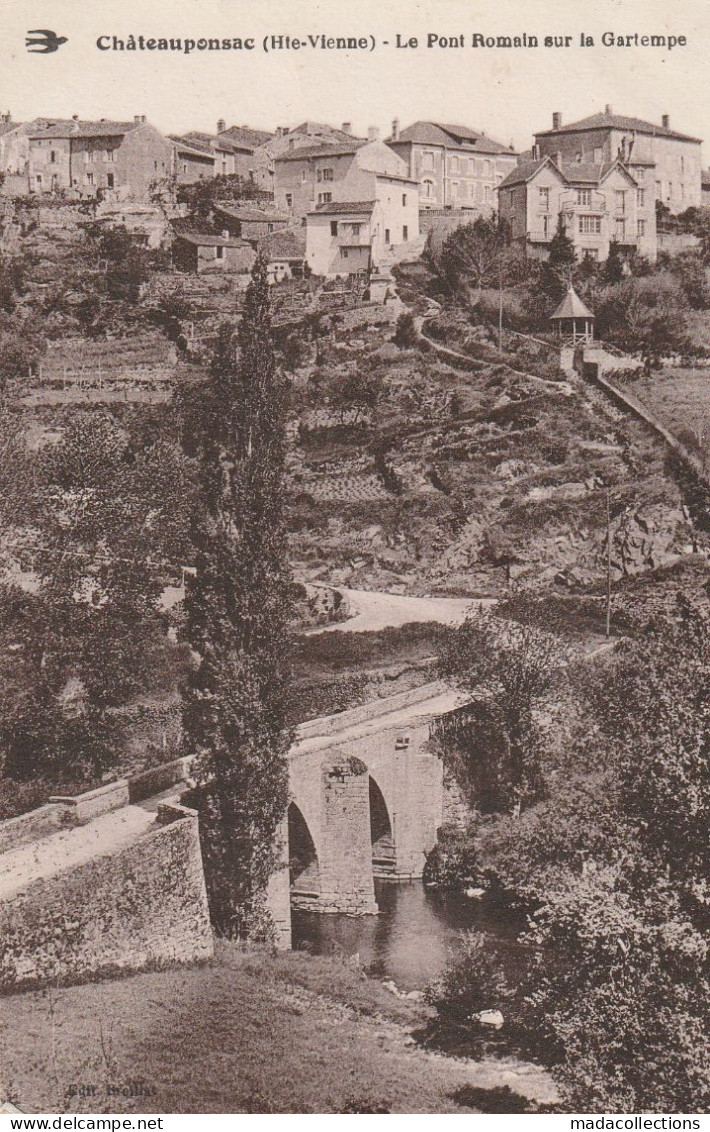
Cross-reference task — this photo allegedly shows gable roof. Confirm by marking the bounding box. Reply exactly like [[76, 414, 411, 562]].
[[217, 125, 275, 149], [214, 204, 290, 223], [498, 156, 636, 190], [288, 122, 363, 144], [550, 286, 595, 321], [0, 120, 22, 138], [536, 111, 701, 144], [388, 120, 516, 155], [275, 140, 366, 163], [311, 199, 376, 215], [169, 134, 215, 156], [258, 227, 307, 260], [175, 232, 249, 248], [28, 120, 143, 140]]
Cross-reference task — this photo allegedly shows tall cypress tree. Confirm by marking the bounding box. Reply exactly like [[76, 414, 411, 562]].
[[182, 254, 292, 938]]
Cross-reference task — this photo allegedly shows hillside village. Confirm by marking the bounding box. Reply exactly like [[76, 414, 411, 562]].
[[2, 102, 710, 1115]]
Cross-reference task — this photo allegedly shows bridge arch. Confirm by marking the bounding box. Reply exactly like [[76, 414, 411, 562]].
[[287, 801, 320, 901], [369, 774, 395, 876]]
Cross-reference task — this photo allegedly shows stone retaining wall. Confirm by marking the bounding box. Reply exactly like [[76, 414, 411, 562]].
[[0, 802, 213, 992]]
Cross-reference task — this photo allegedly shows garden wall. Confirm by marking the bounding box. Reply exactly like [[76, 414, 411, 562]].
[[0, 802, 213, 992]]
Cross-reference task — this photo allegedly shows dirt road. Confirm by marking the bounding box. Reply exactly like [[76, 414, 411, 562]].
[[311, 587, 495, 634]]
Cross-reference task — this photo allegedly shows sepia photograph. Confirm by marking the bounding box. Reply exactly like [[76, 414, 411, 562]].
[[0, 0, 708, 1117]]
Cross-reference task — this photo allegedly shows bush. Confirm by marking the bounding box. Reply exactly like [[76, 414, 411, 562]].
[[393, 311, 418, 348]]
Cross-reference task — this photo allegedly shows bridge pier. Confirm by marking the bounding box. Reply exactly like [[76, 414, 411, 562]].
[[317, 757, 378, 915]]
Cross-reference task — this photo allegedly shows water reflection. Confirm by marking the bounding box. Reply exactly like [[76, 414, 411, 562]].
[[292, 879, 525, 991]]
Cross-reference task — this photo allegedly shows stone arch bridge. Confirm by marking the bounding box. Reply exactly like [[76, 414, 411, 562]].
[[267, 681, 466, 948]]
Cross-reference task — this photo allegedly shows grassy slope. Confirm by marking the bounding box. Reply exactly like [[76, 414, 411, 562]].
[[0, 945, 556, 1115]]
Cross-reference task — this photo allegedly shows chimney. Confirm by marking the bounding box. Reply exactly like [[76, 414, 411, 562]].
[[134, 115, 141, 123], [141, 115, 146, 124], [368, 126, 379, 142], [555, 152, 563, 168], [72, 114, 79, 121], [532, 143, 540, 160], [605, 104, 613, 115], [391, 117, 400, 140], [552, 111, 561, 130], [217, 118, 226, 134], [341, 121, 352, 135], [662, 113, 670, 129]]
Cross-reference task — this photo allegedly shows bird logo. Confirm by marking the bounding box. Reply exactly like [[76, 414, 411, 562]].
[[25, 30, 68, 54]]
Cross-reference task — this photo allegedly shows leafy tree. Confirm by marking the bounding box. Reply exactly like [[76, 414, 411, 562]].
[[603, 238, 626, 285], [393, 310, 418, 348], [438, 612, 566, 810], [181, 255, 293, 938], [429, 216, 514, 303]]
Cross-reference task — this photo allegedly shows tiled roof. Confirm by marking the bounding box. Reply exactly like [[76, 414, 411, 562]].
[[169, 134, 215, 156], [258, 227, 307, 259], [311, 199, 376, 215], [289, 121, 363, 144], [275, 141, 366, 163], [218, 125, 275, 149], [175, 232, 249, 247], [29, 120, 142, 139], [498, 156, 633, 190], [536, 111, 701, 144], [550, 286, 595, 321], [214, 204, 290, 223], [0, 121, 21, 137], [388, 120, 516, 155]]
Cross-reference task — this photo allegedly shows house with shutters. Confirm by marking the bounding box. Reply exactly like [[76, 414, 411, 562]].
[[28, 116, 174, 199], [385, 120, 517, 213], [534, 108, 703, 214], [274, 137, 413, 220], [497, 154, 657, 262]]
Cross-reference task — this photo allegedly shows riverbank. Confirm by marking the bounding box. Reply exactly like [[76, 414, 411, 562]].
[[1, 943, 558, 1114]]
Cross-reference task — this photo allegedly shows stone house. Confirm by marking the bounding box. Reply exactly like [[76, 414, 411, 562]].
[[258, 227, 307, 283], [306, 185, 419, 278], [169, 135, 216, 183], [385, 120, 517, 213], [498, 154, 657, 262], [28, 117, 174, 199], [274, 137, 412, 221], [172, 232, 255, 274], [254, 121, 366, 194], [213, 204, 290, 244], [534, 108, 703, 214]]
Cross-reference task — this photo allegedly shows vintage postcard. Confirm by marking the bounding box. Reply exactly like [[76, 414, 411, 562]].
[[0, 0, 708, 1118]]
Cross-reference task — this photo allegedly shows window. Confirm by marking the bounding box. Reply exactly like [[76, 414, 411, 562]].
[[668, 182, 674, 200], [317, 192, 332, 204], [422, 178, 434, 199], [402, 193, 407, 206], [450, 181, 459, 198], [542, 215, 551, 239], [403, 225, 408, 241], [579, 215, 601, 234], [484, 185, 491, 202], [450, 156, 459, 173], [182, 162, 188, 174], [680, 183, 685, 200], [421, 150, 434, 171], [680, 155, 685, 173], [576, 189, 592, 206], [83, 150, 90, 165], [616, 218, 626, 240], [637, 167, 645, 181], [395, 736, 410, 750], [385, 228, 390, 243], [484, 159, 492, 176], [35, 174, 42, 187], [637, 219, 646, 237], [285, 193, 292, 207], [106, 149, 116, 163], [340, 248, 349, 259], [351, 223, 361, 236], [50, 150, 56, 164], [593, 147, 603, 163], [330, 220, 338, 236], [301, 169, 307, 182], [615, 190, 626, 213], [583, 248, 599, 261], [86, 172, 94, 186], [322, 167, 333, 182], [655, 180, 662, 196], [215, 245, 224, 260], [637, 188, 645, 207], [107, 173, 114, 189], [154, 161, 158, 171], [539, 187, 550, 209]]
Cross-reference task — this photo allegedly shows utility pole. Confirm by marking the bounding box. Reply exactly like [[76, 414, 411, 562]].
[[606, 484, 612, 638], [498, 256, 503, 352]]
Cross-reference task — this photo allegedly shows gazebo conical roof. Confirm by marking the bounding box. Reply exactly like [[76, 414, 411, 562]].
[[550, 285, 595, 322]]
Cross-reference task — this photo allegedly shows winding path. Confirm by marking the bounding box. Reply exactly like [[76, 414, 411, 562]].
[[310, 586, 495, 634]]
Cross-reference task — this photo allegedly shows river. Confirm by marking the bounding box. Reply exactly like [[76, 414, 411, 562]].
[[292, 879, 526, 992]]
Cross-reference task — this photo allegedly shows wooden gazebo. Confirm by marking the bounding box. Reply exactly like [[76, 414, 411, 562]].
[[549, 285, 595, 344]]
